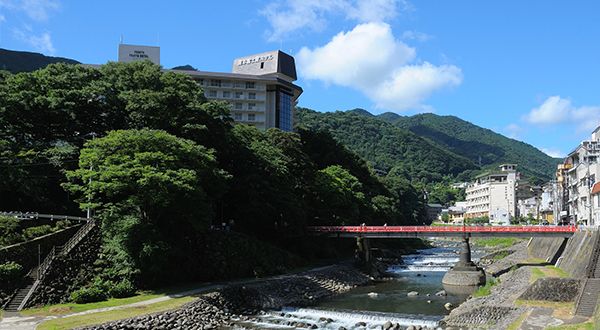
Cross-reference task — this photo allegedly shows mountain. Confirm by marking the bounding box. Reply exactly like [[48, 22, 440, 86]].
[[387, 113, 560, 181], [0, 48, 79, 73], [296, 108, 560, 182], [296, 108, 478, 182]]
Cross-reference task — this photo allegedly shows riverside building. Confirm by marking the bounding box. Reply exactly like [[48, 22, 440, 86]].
[[118, 44, 302, 131], [558, 126, 600, 226], [465, 164, 519, 225]]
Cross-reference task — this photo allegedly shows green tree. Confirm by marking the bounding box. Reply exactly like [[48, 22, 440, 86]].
[[64, 129, 227, 285], [313, 165, 365, 225]]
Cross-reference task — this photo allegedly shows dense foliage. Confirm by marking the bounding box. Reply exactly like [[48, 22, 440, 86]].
[[0, 215, 75, 247], [297, 108, 560, 184], [0, 62, 426, 288]]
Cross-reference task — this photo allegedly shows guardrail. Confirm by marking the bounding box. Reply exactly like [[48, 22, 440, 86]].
[[308, 225, 579, 234], [0, 212, 89, 222]]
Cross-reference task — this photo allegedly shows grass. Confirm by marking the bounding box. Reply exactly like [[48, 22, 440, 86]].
[[472, 237, 521, 249], [21, 292, 165, 317], [36, 296, 196, 330], [547, 322, 594, 330], [529, 265, 569, 283], [472, 278, 498, 298], [21, 280, 209, 318], [492, 250, 512, 260]]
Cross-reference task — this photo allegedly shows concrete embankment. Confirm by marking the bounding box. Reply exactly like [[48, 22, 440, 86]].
[[81, 264, 371, 330]]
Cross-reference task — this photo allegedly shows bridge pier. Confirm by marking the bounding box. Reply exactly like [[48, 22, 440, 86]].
[[355, 237, 371, 269], [442, 236, 486, 287]]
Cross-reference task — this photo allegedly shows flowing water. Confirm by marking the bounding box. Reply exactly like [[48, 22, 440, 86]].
[[233, 241, 483, 329]]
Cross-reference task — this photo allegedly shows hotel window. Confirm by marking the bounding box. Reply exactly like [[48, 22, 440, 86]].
[[248, 92, 256, 100], [246, 82, 255, 89], [222, 91, 231, 98], [233, 81, 244, 88], [198, 79, 204, 86], [248, 103, 256, 110], [234, 113, 242, 120], [234, 92, 243, 99], [234, 102, 242, 110], [210, 79, 222, 87], [248, 113, 256, 121], [208, 90, 217, 98]]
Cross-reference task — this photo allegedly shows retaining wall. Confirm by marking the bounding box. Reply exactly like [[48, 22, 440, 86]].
[[528, 237, 567, 263], [557, 230, 598, 278]]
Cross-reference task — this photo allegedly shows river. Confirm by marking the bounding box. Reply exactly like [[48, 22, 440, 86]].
[[233, 240, 484, 329]]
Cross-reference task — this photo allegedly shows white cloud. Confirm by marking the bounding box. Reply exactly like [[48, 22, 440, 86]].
[[541, 148, 564, 158], [401, 30, 431, 42], [13, 27, 55, 54], [525, 96, 600, 132], [297, 22, 462, 111], [0, 0, 59, 21], [261, 0, 405, 42]]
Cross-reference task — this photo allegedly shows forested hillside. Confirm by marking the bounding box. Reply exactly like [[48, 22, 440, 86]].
[[0, 48, 79, 73], [297, 108, 559, 183], [389, 113, 560, 181], [297, 108, 477, 183]]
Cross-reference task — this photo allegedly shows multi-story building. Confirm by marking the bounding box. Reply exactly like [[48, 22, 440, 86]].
[[465, 164, 519, 225], [448, 201, 468, 225], [560, 126, 600, 225], [117, 44, 302, 131]]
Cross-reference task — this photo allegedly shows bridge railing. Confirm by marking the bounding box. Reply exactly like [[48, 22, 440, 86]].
[[307, 225, 578, 234]]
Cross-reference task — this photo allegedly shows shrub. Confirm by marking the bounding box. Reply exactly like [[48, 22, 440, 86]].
[[0, 262, 23, 284], [69, 286, 108, 304], [22, 225, 53, 240], [109, 279, 137, 298], [0, 216, 22, 246]]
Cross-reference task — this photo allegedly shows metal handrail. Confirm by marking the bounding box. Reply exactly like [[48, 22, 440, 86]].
[[0, 212, 89, 222]]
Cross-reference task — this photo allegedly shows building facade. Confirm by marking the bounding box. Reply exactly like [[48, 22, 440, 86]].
[[559, 126, 600, 225], [117, 45, 302, 132], [465, 164, 519, 225]]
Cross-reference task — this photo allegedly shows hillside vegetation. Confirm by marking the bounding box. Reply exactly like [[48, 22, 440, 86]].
[[0, 48, 79, 73], [297, 108, 559, 183]]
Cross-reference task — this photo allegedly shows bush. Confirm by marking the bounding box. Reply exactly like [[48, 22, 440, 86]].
[[0, 216, 22, 246], [22, 225, 53, 240], [0, 261, 23, 284], [69, 286, 108, 304], [109, 279, 136, 298]]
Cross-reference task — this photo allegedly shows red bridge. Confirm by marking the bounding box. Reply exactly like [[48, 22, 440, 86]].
[[308, 225, 578, 238]]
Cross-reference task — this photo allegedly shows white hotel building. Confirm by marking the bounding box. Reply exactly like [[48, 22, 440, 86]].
[[465, 164, 519, 225], [117, 44, 302, 131]]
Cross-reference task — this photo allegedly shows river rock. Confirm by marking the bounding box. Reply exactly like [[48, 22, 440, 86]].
[[355, 321, 367, 327], [444, 302, 454, 310], [435, 290, 447, 296], [407, 291, 419, 296], [383, 321, 393, 329]]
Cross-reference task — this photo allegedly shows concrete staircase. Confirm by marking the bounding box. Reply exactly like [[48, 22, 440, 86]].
[[2, 219, 96, 312], [575, 279, 600, 317], [3, 279, 33, 312]]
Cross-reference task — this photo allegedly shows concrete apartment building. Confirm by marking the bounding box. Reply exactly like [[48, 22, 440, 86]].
[[559, 126, 600, 225], [465, 164, 519, 225], [117, 44, 302, 132]]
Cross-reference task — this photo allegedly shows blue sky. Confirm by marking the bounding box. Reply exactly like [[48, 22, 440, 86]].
[[1, 0, 599, 157]]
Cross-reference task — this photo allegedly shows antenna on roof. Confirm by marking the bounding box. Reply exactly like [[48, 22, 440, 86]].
[[120, 34, 123, 44]]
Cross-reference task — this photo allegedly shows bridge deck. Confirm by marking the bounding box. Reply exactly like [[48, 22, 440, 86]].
[[308, 225, 577, 238]]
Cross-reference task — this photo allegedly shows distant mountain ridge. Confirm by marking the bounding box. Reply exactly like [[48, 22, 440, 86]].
[[0, 48, 79, 73], [297, 108, 559, 182]]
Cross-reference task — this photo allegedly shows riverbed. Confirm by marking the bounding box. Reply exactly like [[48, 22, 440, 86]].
[[233, 240, 486, 329]]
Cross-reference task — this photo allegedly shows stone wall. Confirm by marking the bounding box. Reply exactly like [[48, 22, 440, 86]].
[[519, 278, 582, 302], [557, 231, 598, 278], [25, 224, 101, 307]]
